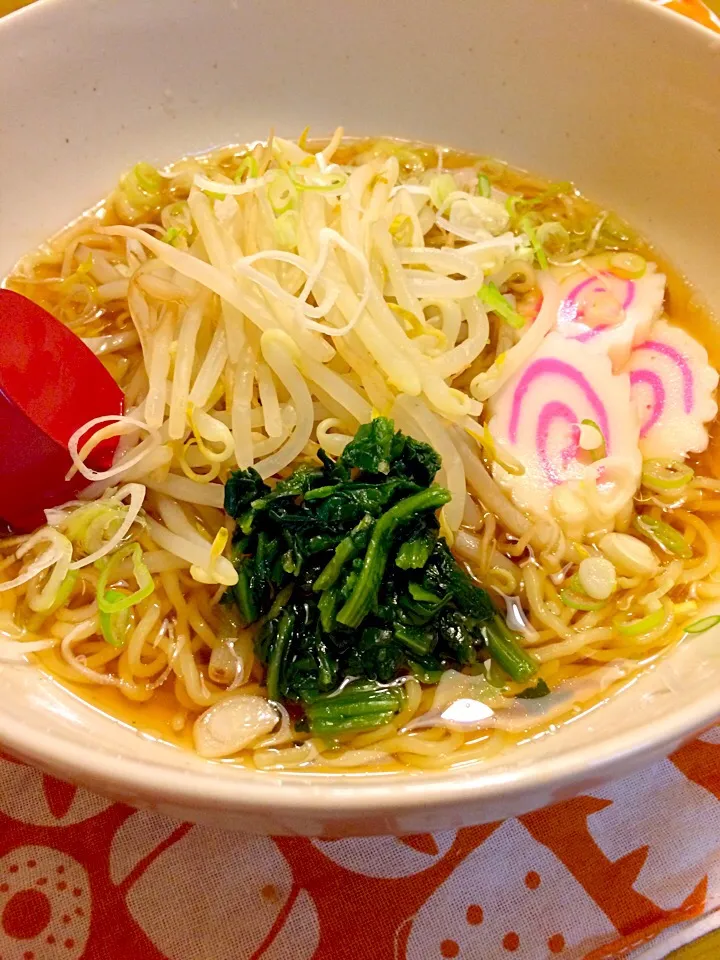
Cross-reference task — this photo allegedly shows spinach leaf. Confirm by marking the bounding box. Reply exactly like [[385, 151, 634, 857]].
[[224, 468, 269, 520], [423, 541, 495, 621], [388, 433, 441, 486], [338, 417, 396, 474], [517, 678, 551, 699], [395, 526, 437, 570], [223, 417, 505, 735]]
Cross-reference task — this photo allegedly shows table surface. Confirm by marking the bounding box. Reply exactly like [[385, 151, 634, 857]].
[[670, 933, 720, 960], [1, 2, 720, 959]]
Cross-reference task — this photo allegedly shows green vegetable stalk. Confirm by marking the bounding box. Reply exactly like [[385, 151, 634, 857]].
[[337, 487, 451, 629], [304, 681, 405, 736], [482, 615, 538, 683]]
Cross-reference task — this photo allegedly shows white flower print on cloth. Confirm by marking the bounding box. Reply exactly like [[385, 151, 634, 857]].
[[260, 889, 320, 960], [406, 819, 615, 960], [313, 831, 456, 878], [109, 810, 182, 885], [0, 845, 90, 960], [111, 813, 319, 960], [588, 759, 720, 911], [0, 756, 110, 826], [698, 725, 720, 746]]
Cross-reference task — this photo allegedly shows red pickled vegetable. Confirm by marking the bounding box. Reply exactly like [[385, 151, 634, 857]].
[[0, 289, 124, 531]]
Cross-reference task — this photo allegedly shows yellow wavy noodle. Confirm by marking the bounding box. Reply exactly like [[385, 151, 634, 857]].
[[0, 137, 718, 773]]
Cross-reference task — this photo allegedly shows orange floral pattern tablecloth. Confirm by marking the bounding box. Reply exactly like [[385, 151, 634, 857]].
[[1, 2, 720, 959], [1, 727, 720, 960]]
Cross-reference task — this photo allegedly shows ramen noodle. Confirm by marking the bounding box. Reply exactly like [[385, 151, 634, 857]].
[[2, 131, 719, 773]]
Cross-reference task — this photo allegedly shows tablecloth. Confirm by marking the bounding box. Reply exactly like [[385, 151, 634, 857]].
[[1, 727, 720, 960], [2, 1, 720, 959]]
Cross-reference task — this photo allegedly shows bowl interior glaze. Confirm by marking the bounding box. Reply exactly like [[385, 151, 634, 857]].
[[1, 0, 719, 835]]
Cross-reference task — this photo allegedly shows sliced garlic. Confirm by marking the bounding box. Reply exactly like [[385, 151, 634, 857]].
[[598, 532, 659, 577], [578, 556, 617, 600], [193, 695, 279, 759], [208, 642, 241, 686]]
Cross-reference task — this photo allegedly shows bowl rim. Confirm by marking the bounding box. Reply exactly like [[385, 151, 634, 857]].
[[1, 0, 720, 818], [0, 659, 716, 815]]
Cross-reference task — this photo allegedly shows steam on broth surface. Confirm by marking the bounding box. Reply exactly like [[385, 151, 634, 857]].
[[2, 130, 719, 774]]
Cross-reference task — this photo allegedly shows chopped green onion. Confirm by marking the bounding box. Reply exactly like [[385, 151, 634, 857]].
[[642, 459, 694, 493], [566, 574, 583, 592], [161, 226, 185, 245], [64, 501, 126, 554], [99, 590, 132, 648], [577, 557, 616, 600], [478, 281, 525, 329], [429, 173, 457, 209], [161, 202, 193, 242], [273, 210, 299, 251], [133, 162, 163, 195], [117, 163, 167, 217], [166, 200, 188, 219], [685, 614, 720, 635], [536, 222, 570, 255], [507, 182, 574, 220], [234, 155, 259, 183], [97, 543, 154, 615], [520, 216, 549, 269], [282, 549, 298, 575], [477, 173, 491, 198], [609, 252, 646, 280], [267, 171, 296, 214], [34, 570, 78, 616], [633, 515, 693, 559], [559, 577, 605, 612], [613, 605, 666, 637], [580, 418, 607, 461], [599, 213, 633, 245], [288, 165, 347, 192]]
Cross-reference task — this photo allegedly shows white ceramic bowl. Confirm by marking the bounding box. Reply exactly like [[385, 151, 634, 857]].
[[1, 0, 720, 836]]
